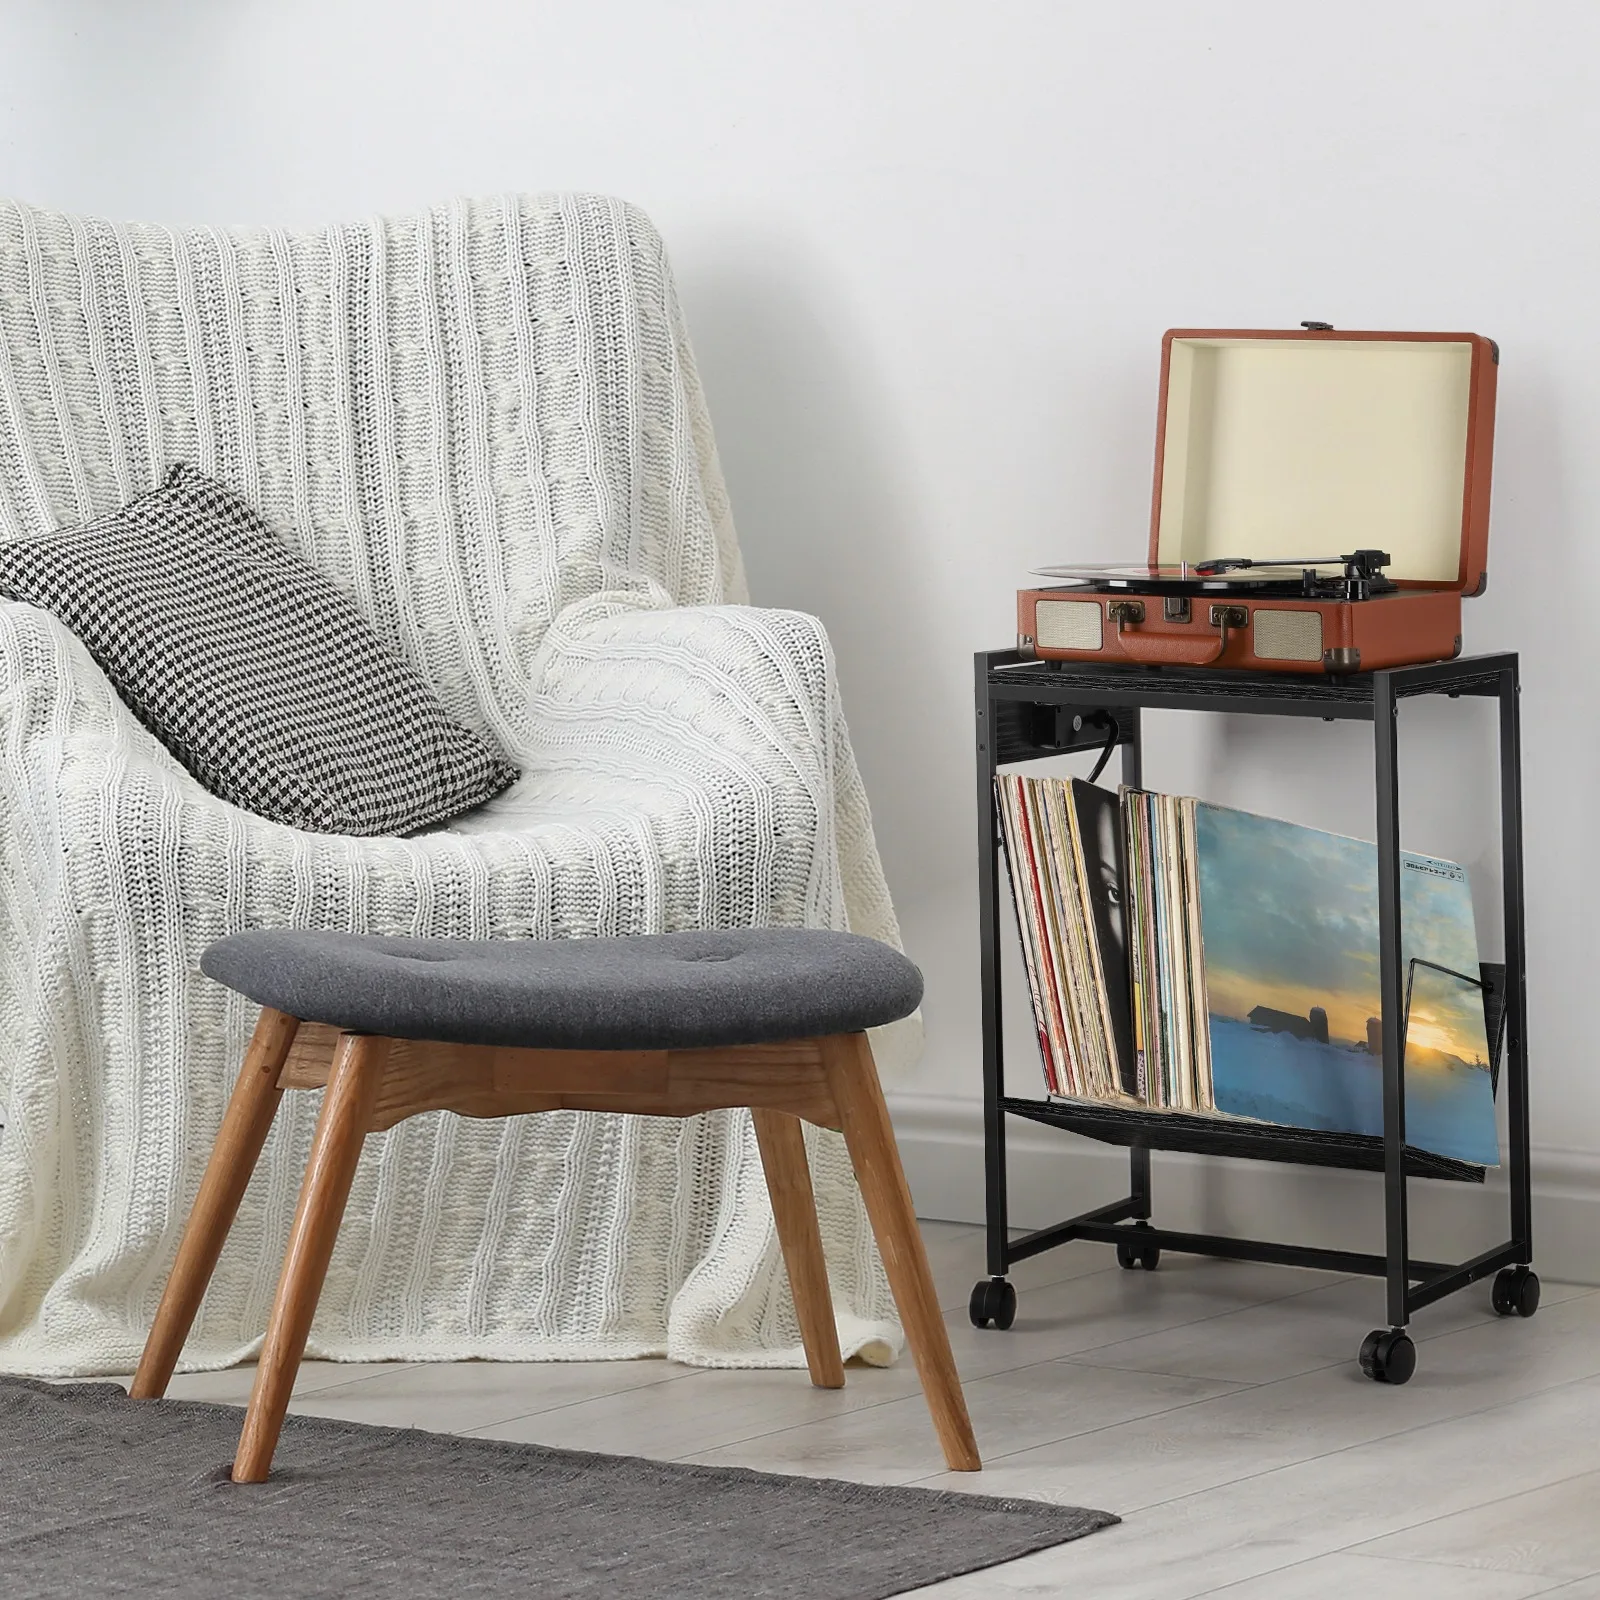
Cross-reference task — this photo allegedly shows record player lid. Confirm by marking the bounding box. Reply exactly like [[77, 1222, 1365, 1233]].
[[1150, 330, 1497, 595]]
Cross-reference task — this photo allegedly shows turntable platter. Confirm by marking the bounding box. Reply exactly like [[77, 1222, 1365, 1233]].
[[1031, 561, 1342, 590]]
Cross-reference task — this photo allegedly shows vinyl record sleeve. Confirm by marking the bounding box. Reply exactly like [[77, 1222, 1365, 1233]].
[[1069, 780, 1138, 1098], [1192, 802, 1499, 1167]]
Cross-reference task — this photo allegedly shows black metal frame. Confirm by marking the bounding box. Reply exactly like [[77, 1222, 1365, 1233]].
[[975, 649, 1531, 1337]]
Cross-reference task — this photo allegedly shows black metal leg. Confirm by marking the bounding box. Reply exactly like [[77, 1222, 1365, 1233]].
[[1499, 665, 1533, 1262], [1129, 1148, 1152, 1221], [1121, 711, 1152, 1221], [1118, 706, 1143, 796], [1374, 671, 1409, 1329], [1119, 706, 1143, 796], [976, 657, 1009, 1279]]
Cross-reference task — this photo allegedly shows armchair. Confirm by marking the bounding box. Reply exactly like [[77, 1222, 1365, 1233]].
[[0, 193, 909, 1376]]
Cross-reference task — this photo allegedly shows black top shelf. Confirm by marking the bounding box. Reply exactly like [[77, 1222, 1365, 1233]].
[[984, 649, 1516, 721]]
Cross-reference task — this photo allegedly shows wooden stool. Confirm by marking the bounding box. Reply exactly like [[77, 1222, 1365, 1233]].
[[131, 928, 980, 1482]]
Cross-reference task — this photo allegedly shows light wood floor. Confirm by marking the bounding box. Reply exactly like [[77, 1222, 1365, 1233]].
[[132, 1222, 1600, 1598]]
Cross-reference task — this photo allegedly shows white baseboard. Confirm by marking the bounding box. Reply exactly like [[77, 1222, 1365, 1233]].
[[888, 1093, 1600, 1288]]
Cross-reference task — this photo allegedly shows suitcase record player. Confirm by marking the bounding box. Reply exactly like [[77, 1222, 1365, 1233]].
[[1018, 326, 1498, 673]]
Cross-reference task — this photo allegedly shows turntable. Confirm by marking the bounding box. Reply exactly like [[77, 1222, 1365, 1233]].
[[1018, 327, 1498, 673]]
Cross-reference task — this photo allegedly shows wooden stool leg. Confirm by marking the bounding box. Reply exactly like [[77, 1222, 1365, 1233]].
[[130, 1008, 300, 1399], [751, 1108, 846, 1389], [232, 1032, 388, 1483], [822, 1032, 981, 1472]]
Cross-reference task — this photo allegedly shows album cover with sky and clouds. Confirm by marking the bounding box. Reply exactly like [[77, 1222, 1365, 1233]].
[[1194, 803, 1499, 1167]]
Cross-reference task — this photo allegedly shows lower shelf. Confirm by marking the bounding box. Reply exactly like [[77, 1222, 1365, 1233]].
[[1000, 1095, 1487, 1183]]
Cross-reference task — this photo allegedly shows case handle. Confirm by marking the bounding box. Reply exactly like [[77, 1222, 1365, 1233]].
[[1109, 602, 1246, 666]]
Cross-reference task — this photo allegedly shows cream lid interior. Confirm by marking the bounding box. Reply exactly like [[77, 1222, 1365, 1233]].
[[1155, 337, 1474, 583]]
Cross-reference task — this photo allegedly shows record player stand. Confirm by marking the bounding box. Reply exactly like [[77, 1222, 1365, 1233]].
[[970, 649, 1535, 1382]]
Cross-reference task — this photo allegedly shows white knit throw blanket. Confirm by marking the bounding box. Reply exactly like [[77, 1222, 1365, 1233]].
[[0, 193, 911, 1376]]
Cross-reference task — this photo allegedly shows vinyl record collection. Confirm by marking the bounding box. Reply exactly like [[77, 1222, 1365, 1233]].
[[994, 772, 1500, 1168], [993, 774, 1127, 1102]]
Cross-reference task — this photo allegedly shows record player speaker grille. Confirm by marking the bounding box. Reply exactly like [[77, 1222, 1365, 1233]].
[[1035, 599, 1104, 652], [1252, 609, 1324, 662]]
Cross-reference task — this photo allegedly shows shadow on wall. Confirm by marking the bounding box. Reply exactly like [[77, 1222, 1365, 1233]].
[[680, 234, 960, 899], [1190, 360, 1572, 969], [1176, 365, 1582, 1230]]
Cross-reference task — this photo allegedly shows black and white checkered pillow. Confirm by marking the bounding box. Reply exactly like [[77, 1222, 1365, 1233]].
[[0, 464, 519, 834]]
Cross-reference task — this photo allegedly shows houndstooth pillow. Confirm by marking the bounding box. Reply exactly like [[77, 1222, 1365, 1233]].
[[0, 464, 519, 834]]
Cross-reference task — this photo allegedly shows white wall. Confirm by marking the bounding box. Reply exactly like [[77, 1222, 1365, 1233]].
[[7, 1, 1599, 1265]]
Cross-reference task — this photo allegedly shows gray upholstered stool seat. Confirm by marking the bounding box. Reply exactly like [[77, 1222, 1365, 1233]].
[[200, 928, 924, 1049]]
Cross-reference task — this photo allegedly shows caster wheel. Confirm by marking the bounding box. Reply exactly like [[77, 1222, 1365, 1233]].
[[1115, 1238, 1161, 1271], [1359, 1327, 1417, 1385], [1492, 1265, 1540, 1318], [968, 1278, 1017, 1330]]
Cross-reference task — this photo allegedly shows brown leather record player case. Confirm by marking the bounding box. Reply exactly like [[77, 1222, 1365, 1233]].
[[1018, 327, 1498, 673]]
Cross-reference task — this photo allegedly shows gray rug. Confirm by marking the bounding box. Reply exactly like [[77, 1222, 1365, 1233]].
[[2, 1377, 1116, 1598]]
